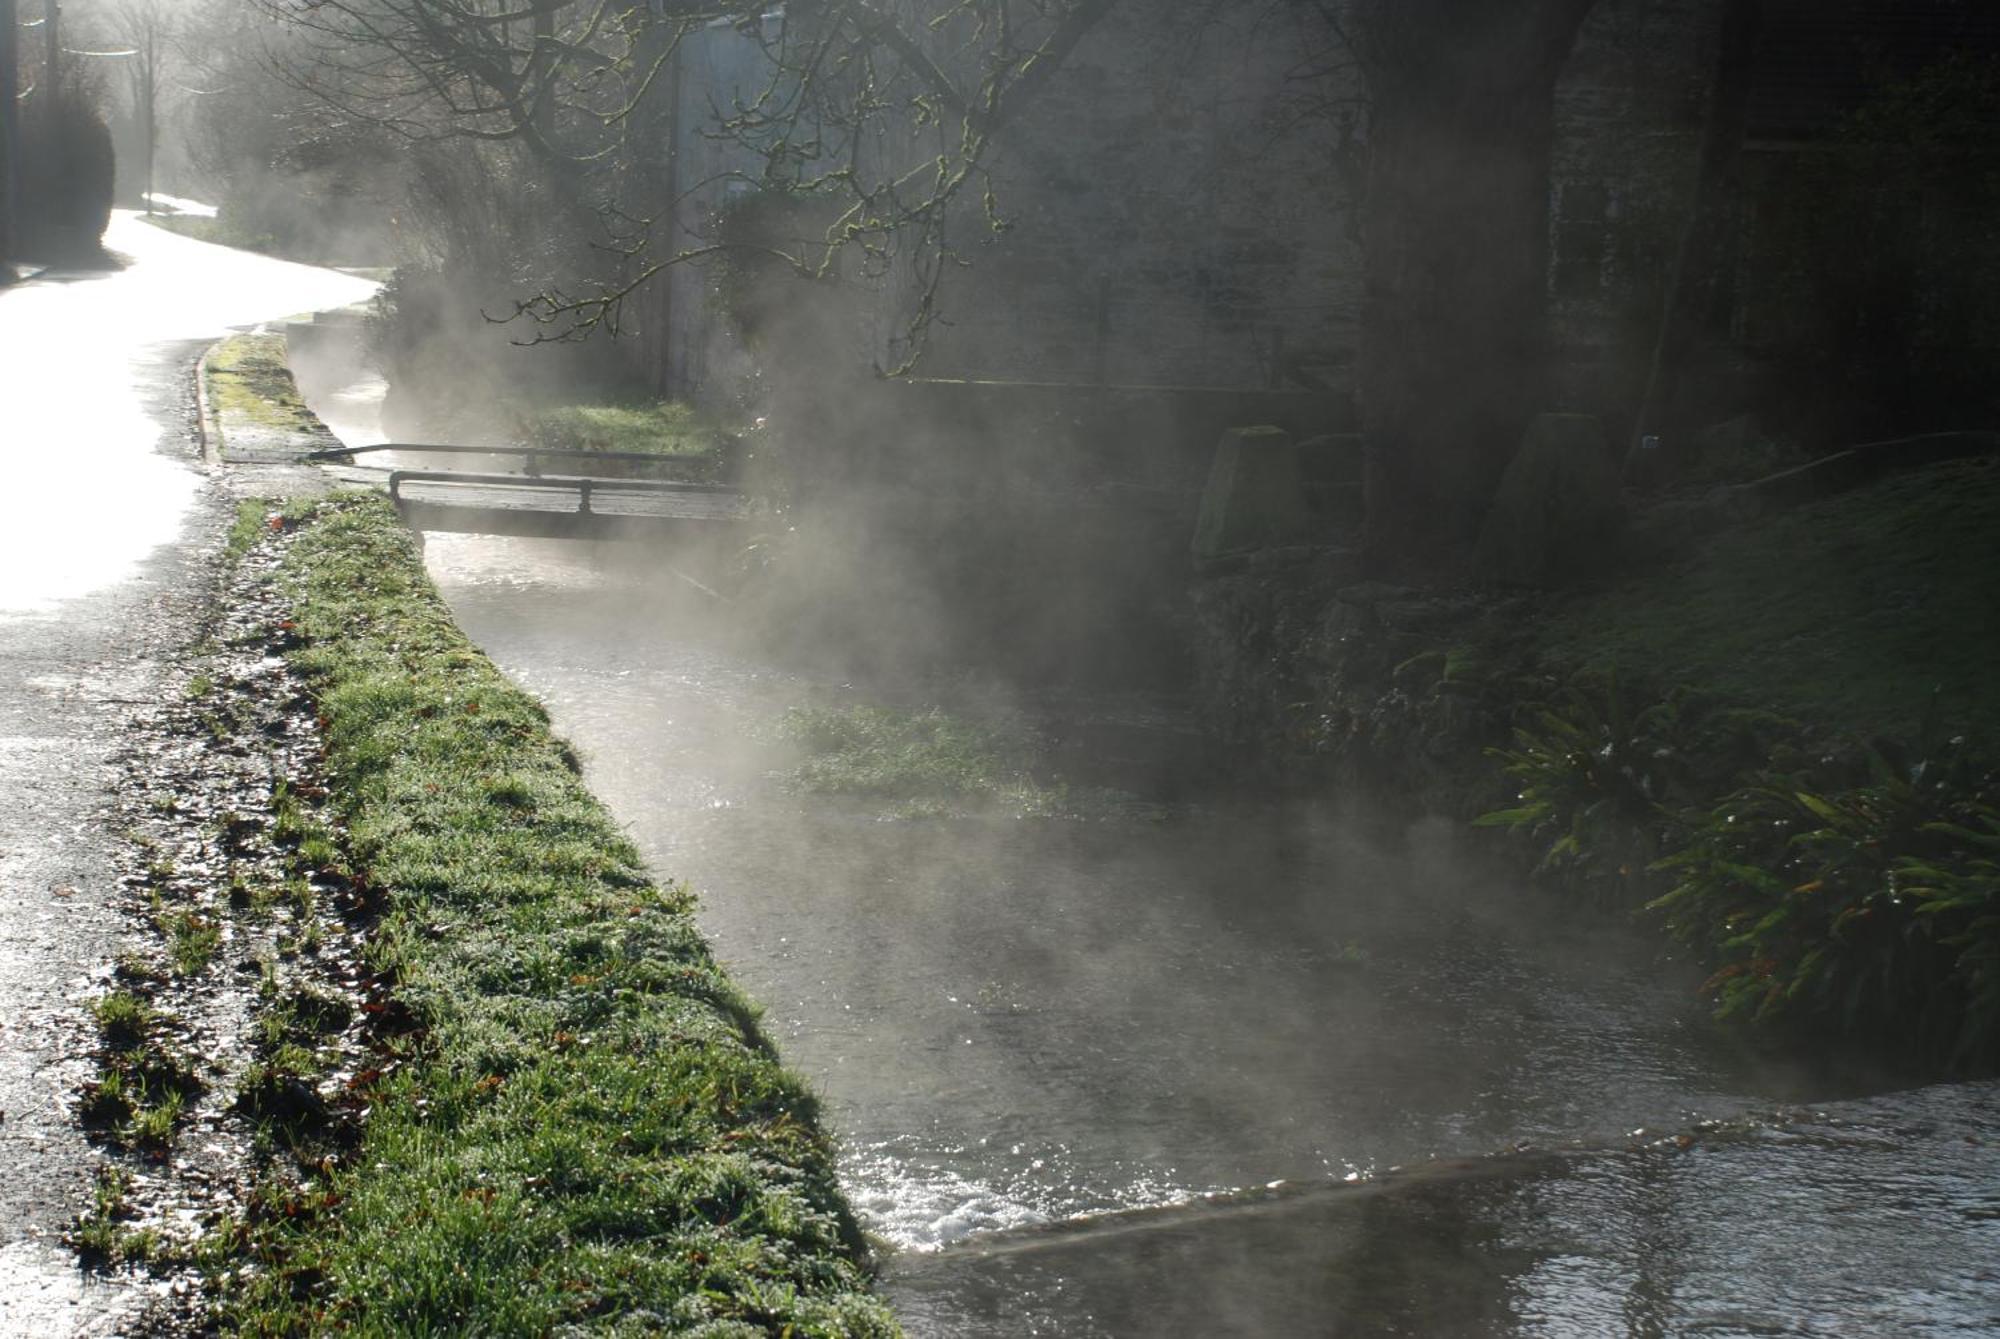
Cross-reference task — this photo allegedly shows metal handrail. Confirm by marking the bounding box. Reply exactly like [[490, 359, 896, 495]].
[[386, 469, 744, 516], [310, 440, 740, 490]]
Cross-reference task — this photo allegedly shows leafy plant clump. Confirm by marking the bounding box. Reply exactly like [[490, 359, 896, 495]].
[[81, 991, 205, 1150], [68, 1165, 165, 1266], [1477, 674, 1796, 892], [1650, 745, 2000, 1066], [220, 493, 896, 1335]]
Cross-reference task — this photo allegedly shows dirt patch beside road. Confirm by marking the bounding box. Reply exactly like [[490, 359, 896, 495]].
[[0, 333, 369, 1335], [0, 339, 232, 1334]]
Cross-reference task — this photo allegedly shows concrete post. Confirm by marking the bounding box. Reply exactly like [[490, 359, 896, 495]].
[[1191, 425, 1312, 565]]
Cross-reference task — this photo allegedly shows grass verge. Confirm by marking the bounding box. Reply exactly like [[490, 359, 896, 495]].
[[141, 212, 280, 255], [514, 398, 743, 482], [524, 399, 728, 458], [222, 493, 895, 1335]]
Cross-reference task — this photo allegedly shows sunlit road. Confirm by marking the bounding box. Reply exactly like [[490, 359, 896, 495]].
[[0, 215, 372, 1332], [2, 213, 373, 609]]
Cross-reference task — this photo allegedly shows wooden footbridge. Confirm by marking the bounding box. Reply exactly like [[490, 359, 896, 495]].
[[308, 443, 749, 541]]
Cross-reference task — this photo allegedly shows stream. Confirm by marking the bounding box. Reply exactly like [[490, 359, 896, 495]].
[[303, 373, 2000, 1336]]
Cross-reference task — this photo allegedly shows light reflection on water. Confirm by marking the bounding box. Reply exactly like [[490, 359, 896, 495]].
[[885, 1084, 2000, 1336]]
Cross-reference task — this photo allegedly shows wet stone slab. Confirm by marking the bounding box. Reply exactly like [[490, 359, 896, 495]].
[[885, 1084, 2000, 1337]]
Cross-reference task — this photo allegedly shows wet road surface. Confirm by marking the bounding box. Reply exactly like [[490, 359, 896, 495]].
[[0, 215, 371, 1333]]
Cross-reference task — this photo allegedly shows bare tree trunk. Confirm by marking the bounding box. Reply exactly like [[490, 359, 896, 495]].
[[1355, 0, 1599, 563], [44, 0, 59, 107], [139, 26, 159, 212], [0, 0, 18, 271]]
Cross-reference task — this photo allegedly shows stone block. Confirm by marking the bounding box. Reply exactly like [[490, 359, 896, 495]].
[[1192, 426, 1313, 566], [1473, 412, 1625, 587]]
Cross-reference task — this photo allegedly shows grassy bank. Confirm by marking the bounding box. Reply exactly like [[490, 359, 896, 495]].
[[1547, 457, 2000, 741], [226, 494, 894, 1334], [525, 399, 733, 461]]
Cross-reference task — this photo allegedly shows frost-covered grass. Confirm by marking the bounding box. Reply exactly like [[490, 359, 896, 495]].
[[223, 493, 895, 1336], [525, 399, 735, 468], [205, 333, 318, 434]]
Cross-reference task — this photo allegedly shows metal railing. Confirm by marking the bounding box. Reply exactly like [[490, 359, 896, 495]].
[[384, 469, 743, 516], [311, 441, 740, 492]]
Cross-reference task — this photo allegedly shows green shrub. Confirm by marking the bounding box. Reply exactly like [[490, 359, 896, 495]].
[[1478, 671, 2000, 1068]]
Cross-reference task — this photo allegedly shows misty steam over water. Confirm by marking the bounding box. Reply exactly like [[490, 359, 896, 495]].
[[416, 532, 2000, 1336], [9, 0, 2000, 1325], [302, 364, 2000, 1336]]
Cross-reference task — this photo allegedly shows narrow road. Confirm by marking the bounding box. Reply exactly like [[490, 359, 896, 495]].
[[0, 214, 372, 1333]]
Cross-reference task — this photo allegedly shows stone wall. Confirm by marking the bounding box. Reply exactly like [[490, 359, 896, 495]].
[[903, 0, 1727, 414], [912, 5, 1361, 394], [636, 2, 1729, 422]]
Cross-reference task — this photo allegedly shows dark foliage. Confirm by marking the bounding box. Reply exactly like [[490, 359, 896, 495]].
[[19, 90, 115, 260], [1483, 669, 2000, 1071]]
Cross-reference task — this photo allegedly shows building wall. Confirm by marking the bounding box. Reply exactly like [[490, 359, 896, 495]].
[[642, 2, 1729, 422], [897, 0, 1727, 409], [912, 4, 1361, 392], [649, 16, 783, 403]]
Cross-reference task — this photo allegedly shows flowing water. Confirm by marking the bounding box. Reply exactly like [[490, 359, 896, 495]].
[[306, 375, 2000, 1336]]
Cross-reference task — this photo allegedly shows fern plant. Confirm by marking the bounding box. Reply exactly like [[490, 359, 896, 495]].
[[1475, 673, 1788, 892], [1649, 748, 2000, 1067]]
